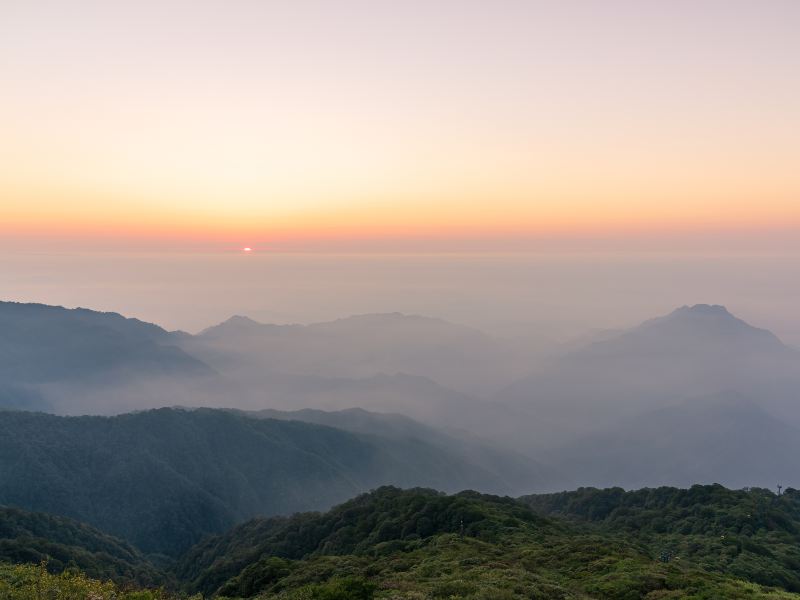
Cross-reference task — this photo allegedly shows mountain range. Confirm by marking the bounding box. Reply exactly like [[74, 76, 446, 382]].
[[186, 312, 527, 396], [2, 298, 800, 596], [499, 304, 800, 445], [2, 299, 800, 492]]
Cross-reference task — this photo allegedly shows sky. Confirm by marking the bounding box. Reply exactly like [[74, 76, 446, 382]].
[[2, 1, 800, 340], [2, 0, 799, 251], [4, 251, 800, 348]]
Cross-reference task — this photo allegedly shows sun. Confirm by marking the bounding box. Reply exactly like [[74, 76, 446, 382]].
[[242, 247, 253, 253]]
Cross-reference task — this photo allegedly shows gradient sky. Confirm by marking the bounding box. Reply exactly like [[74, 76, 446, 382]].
[[2, 0, 799, 251]]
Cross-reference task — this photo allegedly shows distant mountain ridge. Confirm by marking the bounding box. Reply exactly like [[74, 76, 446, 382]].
[[185, 311, 527, 396], [606, 304, 787, 355], [4, 299, 800, 597], [0, 301, 191, 348], [3, 299, 799, 493], [499, 304, 800, 445], [0, 301, 214, 414]]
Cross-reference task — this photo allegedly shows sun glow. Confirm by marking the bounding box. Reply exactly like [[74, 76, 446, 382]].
[[1, 2, 799, 252]]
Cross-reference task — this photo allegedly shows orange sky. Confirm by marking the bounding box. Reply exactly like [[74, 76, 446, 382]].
[[2, 1, 799, 251]]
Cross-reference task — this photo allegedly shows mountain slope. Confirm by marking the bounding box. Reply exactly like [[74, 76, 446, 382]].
[[0, 301, 214, 414], [522, 484, 800, 592], [5, 486, 800, 599], [190, 368, 532, 451], [0, 408, 550, 556], [243, 407, 556, 494], [0, 506, 162, 586], [184, 312, 527, 396], [500, 304, 800, 444], [173, 486, 548, 596], [174, 486, 800, 599]]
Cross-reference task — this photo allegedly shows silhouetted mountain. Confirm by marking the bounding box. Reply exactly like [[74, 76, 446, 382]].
[[0, 301, 540, 453], [0, 408, 552, 556], [500, 305, 800, 444], [0, 506, 162, 586], [0, 301, 215, 413], [185, 312, 529, 396], [5, 299, 800, 495]]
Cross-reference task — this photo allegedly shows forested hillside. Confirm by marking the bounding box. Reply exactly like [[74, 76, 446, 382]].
[[173, 486, 547, 596], [522, 484, 800, 592], [0, 507, 162, 586], [171, 486, 800, 599], [5, 486, 800, 598], [243, 407, 554, 494], [0, 408, 546, 556]]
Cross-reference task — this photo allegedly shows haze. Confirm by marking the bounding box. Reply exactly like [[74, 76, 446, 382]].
[[2, 0, 800, 248], [0, 250, 798, 346], [5, 4, 800, 595]]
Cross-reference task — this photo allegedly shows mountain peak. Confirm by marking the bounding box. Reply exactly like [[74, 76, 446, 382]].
[[223, 315, 263, 326], [199, 315, 264, 336], [673, 304, 732, 317], [627, 304, 787, 352]]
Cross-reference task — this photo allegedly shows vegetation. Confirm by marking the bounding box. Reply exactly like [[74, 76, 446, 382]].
[[0, 408, 386, 556], [6, 485, 800, 598], [0, 507, 163, 587], [522, 484, 800, 592], [0, 408, 551, 557], [173, 487, 548, 596], [172, 487, 800, 599], [0, 563, 178, 600]]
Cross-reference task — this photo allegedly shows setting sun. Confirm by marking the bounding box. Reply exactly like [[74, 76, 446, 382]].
[[3, 4, 800, 598], [2, 2, 799, 253]]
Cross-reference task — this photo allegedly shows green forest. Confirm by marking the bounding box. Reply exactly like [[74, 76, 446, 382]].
[[5, 485, 800, 599], [0, 408, 546, 557]]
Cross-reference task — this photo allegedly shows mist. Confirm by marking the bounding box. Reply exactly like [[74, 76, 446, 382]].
[[3, 250, 800, 346], [4, 0, 800, 594], [3, 266, 800, 493]]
